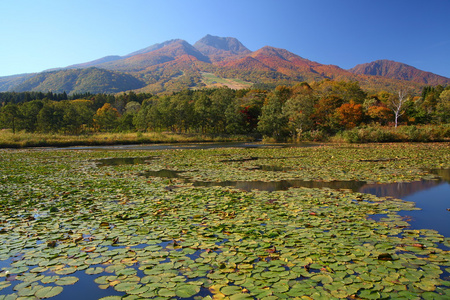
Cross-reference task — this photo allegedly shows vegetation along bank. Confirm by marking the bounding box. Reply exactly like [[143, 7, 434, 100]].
[[0, 80, 449, 147]]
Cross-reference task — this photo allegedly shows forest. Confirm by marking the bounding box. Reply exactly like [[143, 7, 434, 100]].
[[0, 80, 449, 142]]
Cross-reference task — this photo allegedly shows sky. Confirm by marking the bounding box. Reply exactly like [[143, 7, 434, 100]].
[[1, 0, 449, 78]]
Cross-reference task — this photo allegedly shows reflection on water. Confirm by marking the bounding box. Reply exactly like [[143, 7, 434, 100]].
[[397, 183, 450, 236], [193, 179, 367, 192], [141, 169, 185, 178], [359, 180, 443, 198], [95, 156, 155, 166], [65, 142, 320, 151]]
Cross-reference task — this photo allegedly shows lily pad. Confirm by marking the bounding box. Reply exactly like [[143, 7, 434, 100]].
[[35, 286, 64, 298], [55, 276, 79, 286], [175, 284, 201, 298]]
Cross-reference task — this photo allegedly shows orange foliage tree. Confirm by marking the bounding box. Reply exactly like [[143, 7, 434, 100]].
[[367, 105, 392, 125], [335, 101, 364, 129]]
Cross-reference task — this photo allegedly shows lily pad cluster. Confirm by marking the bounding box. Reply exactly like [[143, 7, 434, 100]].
[[0, 143, 449, 299]]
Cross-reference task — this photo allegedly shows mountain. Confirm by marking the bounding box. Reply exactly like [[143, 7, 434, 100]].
[[1, 35, 448, 94], [0, 73, 36, 92], [349, 59, 450, 86], [193, 34, 251, 62], [242, 46, 355, 81], [68, 39, 210, 73], [98, 39, 211, 73], [12, 68, 145, 94]]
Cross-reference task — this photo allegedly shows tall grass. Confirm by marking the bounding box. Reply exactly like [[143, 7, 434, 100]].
[[1, 125, 449, 148], [0, 130, 253, 148], [333, 124, 450, 143]]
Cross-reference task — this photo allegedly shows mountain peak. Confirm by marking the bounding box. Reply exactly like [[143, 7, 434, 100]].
[[193, 35, 251, 62]]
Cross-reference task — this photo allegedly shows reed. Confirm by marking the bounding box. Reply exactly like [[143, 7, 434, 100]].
[[333, 124, 450, 143], [0, 130, 253, 148]]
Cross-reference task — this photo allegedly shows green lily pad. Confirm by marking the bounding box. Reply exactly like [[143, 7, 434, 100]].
[[175, 284, 201, 298], [158, 288, 177, 297], [114, 282, 139, 292], [35, 286, 64, 299], [221, 285, 243, 295], [55, 276, 79, 286], [55, 266, 77, 275], [86, 267, 104, 275], [229, 293, 253, 300]]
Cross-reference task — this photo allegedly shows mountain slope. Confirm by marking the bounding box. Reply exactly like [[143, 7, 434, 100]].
[[220, 46, 357, 82], [0, 73, 36, 92], [11, 68, 145, 94], [97, 39, 211, 73], [66, 55, 122, 69], [349, 59, 450, 85]]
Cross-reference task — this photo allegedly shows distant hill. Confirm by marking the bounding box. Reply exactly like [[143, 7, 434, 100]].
[[0, 73, 36, 92], [1, 35, 448, 94], [349, 59, 450, 86], [11, 68, 145, 94]]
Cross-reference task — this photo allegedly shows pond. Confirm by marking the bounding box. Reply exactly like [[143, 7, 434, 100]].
[[1, 143, 449, 300]]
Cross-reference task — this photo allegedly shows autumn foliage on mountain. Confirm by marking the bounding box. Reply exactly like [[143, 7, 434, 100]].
[[1, 35, 449, 95]]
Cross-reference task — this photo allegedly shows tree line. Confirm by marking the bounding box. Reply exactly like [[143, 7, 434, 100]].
[[1, 80, 449, 140]]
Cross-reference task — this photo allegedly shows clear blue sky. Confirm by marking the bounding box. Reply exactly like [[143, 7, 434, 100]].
[[1, 0, 449, 78]]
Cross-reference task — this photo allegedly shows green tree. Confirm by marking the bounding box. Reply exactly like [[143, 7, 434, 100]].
[[19, 100, 44, 132], [124, 101, 141, 114], [258, 94, 289, 141], [210, 88, 235, 133], [0, 103, 20, 133], [283, 93, 316, 138], [225, 99, 246, 134], [71, 100, 95, 132], [36, 102, 65, 133], [311, 95, 344, 133], [172, 92, 195, 133], [435, 90, 450, 123], [156, 96, 176, 131], [314, 80, 366, 104], [193, 92, 212, 133]]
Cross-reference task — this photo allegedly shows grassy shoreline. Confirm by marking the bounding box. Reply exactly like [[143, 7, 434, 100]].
[[0, 131, 255, 148], [1, 124, 449, 148]]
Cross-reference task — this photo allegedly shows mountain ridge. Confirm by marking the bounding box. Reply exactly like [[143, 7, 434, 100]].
[[12, 68, 145, 94], [348, 59, 450, 85], [2, 35, 449, 94]]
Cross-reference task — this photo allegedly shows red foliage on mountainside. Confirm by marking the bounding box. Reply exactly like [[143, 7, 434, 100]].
[[349, 59, 450, 85]]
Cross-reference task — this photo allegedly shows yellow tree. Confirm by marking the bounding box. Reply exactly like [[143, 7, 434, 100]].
[[93, 103, 120, 131]]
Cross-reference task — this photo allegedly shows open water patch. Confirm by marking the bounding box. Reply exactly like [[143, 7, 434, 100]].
[[95, 156, 156, 167], [192, 179, 367, 192], [61, 142, 321, 151]]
